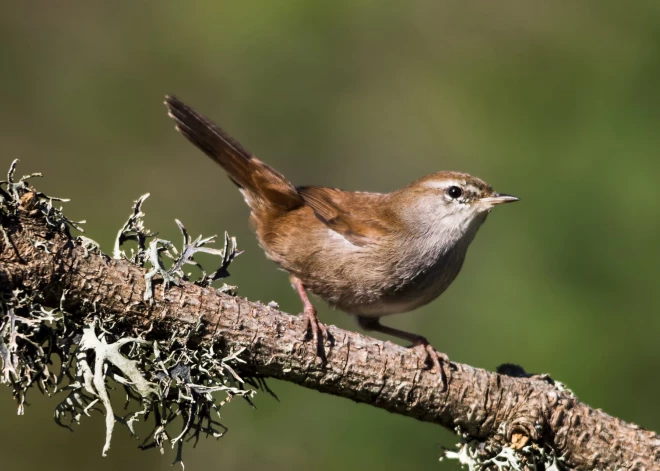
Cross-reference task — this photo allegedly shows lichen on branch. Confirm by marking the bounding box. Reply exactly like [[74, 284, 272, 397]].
[[0, 161, 253, 465]]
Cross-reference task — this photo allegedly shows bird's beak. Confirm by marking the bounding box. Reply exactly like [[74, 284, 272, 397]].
[[480, 193, 519, 206]]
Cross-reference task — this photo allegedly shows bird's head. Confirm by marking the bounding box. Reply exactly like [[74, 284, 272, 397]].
[[393, 171, 518, 247]]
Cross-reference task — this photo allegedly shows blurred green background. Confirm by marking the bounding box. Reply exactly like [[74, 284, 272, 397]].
[[1, 1, 659, 470]]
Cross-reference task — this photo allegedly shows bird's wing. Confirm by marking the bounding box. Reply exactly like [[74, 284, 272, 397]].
[[296, 187, 391, 246]]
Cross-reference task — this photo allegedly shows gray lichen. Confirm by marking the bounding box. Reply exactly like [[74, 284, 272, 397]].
[[0, 159, 86, 233], [441, 428, 567, 471], [113, 192, 154, 264], [112, 194, 241, 304], [0, 161, 255, 466]]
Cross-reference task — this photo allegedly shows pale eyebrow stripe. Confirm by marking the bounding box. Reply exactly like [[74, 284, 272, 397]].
[[421, 180, 464, 190]]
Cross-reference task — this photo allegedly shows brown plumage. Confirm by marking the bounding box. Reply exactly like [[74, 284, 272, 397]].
[[165, 95, 518, 385]]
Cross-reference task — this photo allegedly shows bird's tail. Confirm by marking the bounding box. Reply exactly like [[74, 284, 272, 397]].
[[164, 95, 302, 212]]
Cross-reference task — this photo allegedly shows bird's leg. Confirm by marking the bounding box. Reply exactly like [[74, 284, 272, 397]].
[[291, 276, 328, 356], [357, 316, 450, 389]]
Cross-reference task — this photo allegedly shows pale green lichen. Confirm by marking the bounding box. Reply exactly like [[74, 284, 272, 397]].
[[0, 159, 85, 232], [441, 430, 566, 471], [140, 219, 241, 303], [113, 192, 153, 264], [112, 194, 241, 304], [0, 161, 255, 467]]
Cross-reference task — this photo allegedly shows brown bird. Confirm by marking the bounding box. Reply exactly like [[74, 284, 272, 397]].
[[164, 95, 517, 383]]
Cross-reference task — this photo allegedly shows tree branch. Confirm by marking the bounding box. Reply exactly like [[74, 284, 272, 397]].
[[1, 195, 658, 470]]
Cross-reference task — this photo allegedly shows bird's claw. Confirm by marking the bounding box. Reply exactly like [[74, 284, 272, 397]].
[[302, 307, 329, 360], [411, 338, 451, 390]]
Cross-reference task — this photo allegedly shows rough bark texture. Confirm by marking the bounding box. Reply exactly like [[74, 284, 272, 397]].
[[1, 208, 659, 470]]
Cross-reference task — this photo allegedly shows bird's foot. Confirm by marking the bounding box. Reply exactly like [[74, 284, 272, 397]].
[[292, 276, 329, 360], [410, 337, 451, 390], [301, 305, 329, 360]]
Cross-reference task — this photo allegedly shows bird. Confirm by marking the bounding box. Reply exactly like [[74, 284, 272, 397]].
[[164, 95, 518, 385]]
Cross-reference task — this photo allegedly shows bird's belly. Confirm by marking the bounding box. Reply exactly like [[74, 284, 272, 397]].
[[299, 248, 466, 318], [346, 266, 460, 317]]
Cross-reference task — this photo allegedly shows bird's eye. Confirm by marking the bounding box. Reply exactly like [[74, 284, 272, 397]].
[[446, 186, 462, 199]]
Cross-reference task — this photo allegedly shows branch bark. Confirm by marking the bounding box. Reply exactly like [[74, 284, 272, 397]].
[[1, 207, 658, 470]]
